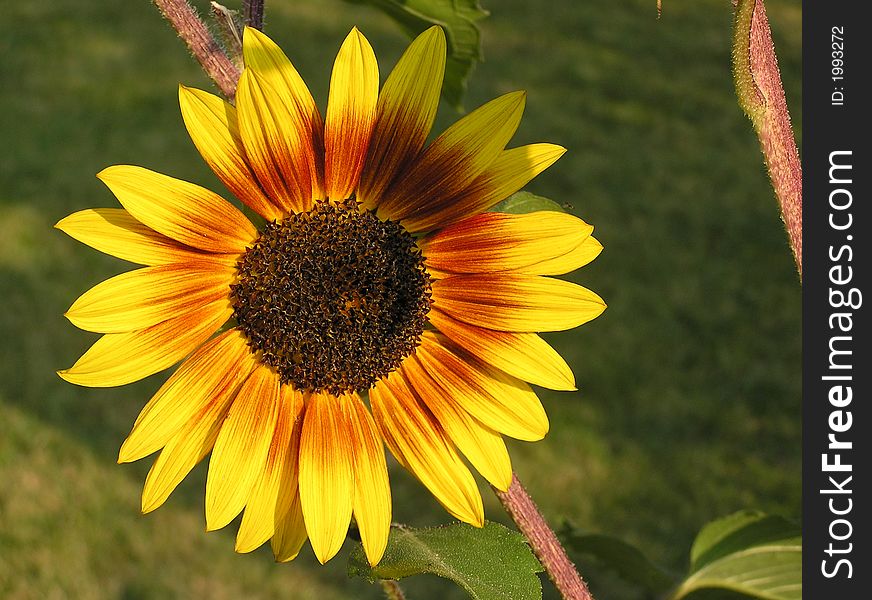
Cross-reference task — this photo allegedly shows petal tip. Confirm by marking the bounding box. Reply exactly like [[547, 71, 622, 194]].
[[560, 368, 578, 391], [117, 436, 145, 464], [308, 531, 345, 565], [366, 550, 386, 567], [242, 25, 265, 44], [178, 83, 195, 103], [140, 497, 159, 515], [95, 165, 126, 183], [587, 299, 607, 322], [117, 442, 130, 464], [493, 474, 513, 493], [204, 517, 222, 533], [56, 369, 79, 385], [345, 26, 373, 52], [554, 378, 578, 393], [422, 24, 447, 46], [274, 548, 302, 563]]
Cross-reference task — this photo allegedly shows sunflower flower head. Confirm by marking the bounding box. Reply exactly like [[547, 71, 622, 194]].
[[56, 25, 606, 566]]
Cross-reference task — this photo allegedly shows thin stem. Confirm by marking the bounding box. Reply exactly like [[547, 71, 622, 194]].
[[379, 579, 407, 600], [243, 0, 265, 30], [152, 0, 241, 98], [494, 473, 594, 600]]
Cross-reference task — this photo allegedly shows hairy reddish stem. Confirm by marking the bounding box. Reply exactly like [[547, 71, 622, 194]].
[[733, 0, 802, 277], [495, 473, 594, 600], [152, 0, 241, 98]]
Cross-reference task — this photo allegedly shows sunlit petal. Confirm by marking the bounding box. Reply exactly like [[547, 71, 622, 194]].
[[324, 28, 379, 200], [206, 365, 281, 531], [358, 26, 445, 208], [55, 208, 213, 266], [377, 92, 526, 222], [59, 300, 233, 387], [298, 392, 355, 564], [371, 371, 484, 526], [429, 308, 576, 391], [97, 165, 257, 252]]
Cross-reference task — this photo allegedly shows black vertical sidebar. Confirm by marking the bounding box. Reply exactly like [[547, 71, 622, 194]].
[[803, 1, 869, 598]]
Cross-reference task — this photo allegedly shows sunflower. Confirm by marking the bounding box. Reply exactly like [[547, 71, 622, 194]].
[[56, 25, 605, 566]]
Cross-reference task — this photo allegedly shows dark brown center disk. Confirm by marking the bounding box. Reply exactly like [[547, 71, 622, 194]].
[[231, 199, 431, 395]]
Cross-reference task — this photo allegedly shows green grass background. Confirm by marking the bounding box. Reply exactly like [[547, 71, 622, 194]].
[[0, 0, 801, 598]]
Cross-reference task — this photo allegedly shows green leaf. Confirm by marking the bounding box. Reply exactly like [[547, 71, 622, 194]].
[[348, 521, 543, 600], [490, 191, 567, 214], [559, 523, 676, 594], [689, 511, 800, 573], [670, 511, 801, 600], [343, 0, 488, 110]]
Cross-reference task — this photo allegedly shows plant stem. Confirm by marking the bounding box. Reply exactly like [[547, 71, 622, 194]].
[[152, 0, 241, 98], [732, 0, 802, 278], [379, 579, 407, 600], [494, 473, 594, 600], [243, 0, 266, 30]]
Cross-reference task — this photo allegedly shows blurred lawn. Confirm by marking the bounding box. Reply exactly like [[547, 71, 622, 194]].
[[0, 0, 801, 598]]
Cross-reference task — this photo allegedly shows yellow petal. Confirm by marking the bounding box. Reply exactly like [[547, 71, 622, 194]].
[[58, 300, 233, 387], [400, 143, 565, 233], [357, 26, 446, 209], [242, 26, 325, 200], [55, 208, 211, 266], [401, 359, 512, 491], [347, 394, 391, 566], [417, 332, 549, 441], [206, 365, 281, 531], [140, 347, 257, 513], [517, 234, 604, 275], [431, 274, 606, 332], [298, 392, 354, 564], [235, 69, 316, 213], [119, 329, 253, 463], [66, 261, 234, 333], [272, 489, 308, 562], [179, 85, 283, 221], [370, 371, 484, 526], [236, 385, 305, 553], [420, 210, 593, 275], [377, 91, 526, 222], [97, 166, 257, 253], [324, 28, 379, 200], [428, 308, 576, 391]]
